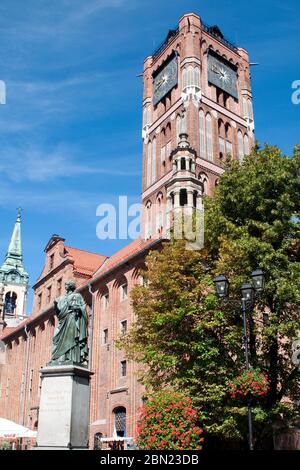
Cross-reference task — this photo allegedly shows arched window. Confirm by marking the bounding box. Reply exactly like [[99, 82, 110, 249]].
[[145, 202, 152, 239], [206, 114, 213, 161], [225, 123, 232, 157], [147, 141, 152, 187], [152, 137, 156, 184], [187, 65, 193, 87], [244, 134, 249, 156], [113, 407, 126, 438], [4, 292, 17, 315], [243, 96, 248, 118], [238, 130, 244, 162], [156, 194, 163, 234], [176, 115, 181, 143], [247, 99, 253, 120], [182, 68, 187, 90], [180, 189, 188, 207], [194, 66, 201, 88], [199, 110, 206, 159]]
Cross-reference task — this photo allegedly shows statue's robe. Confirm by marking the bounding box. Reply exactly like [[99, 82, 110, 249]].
[[51, 292, 88, 365]]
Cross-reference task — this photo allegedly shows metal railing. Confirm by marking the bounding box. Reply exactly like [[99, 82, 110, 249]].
[[202, 23, 238, 52], [152, 27, 179, 61]]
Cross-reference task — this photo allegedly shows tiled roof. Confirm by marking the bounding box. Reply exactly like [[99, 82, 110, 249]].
[[0, 316, 33, 340], [93, 238, 160, 278], [65, 246, 107, 276]]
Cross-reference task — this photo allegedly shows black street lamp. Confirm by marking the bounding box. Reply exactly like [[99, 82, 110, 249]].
[[250, 269, 265, 292], [214, 269, 265, 451], [213, 275, 230, 298]]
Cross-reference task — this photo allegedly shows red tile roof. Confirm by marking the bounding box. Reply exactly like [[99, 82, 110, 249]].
[[93, 238, 160, 278], [64, 246, 107, 277]]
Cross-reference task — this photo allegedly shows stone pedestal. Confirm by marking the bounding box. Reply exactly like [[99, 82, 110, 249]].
[[36, 365, 92, 450]]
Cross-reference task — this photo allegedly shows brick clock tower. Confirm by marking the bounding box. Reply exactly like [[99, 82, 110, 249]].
[[141, 13, 255, 240]]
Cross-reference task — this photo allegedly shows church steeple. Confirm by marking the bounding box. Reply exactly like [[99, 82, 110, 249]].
[[0, 208, 28, 283], [0, 210, 29, 325]]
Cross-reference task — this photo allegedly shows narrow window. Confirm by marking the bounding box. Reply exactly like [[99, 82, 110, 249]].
[[199, 110, 206, 159], [103, 293, 109, 310], [49, 253, 54, 270], [238, 130, 244, 162], [147, 141, 152, 187], [120, 320, 127, 335], [47, 286, 52, 304], [102, 329, 108, 345], [151, 138, 156, 184], [120, 283, 128, 301], [206, 114, 213, 161], [121, 360, 127, 377], [38, 293, 42, 310], [57, 278, 62, 297], [244, 134, 249, 156]]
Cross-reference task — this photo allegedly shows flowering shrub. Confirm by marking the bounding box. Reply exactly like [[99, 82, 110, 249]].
[[228, 369, 270, 400], [137, 391, 204, 450]]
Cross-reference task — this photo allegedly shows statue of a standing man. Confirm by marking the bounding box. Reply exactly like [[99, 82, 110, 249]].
[[49, 280, 88, 366]]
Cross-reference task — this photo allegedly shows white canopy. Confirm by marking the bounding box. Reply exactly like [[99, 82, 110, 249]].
[[0, 418, 37, 439]]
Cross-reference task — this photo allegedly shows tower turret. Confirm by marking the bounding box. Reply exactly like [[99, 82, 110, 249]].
[[0, 209, 29, 326]]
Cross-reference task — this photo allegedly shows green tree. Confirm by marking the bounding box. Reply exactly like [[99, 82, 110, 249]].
[[121, 144, 300, 448]]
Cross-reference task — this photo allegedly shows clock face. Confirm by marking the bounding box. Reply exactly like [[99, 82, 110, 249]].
[[153, 55, 178, 106], [208, 52, 238, 100]]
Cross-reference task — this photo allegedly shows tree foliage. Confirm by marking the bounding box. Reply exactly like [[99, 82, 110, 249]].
[[121, 144, 300, 448]]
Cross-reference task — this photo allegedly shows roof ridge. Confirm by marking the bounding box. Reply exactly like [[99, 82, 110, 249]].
[[65, 245, 107, 257]]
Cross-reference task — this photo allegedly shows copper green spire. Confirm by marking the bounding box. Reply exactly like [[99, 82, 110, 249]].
[[0, 209, 29, 285]]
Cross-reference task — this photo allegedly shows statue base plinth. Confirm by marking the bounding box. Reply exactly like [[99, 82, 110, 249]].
[[36, 365, 93, 450]]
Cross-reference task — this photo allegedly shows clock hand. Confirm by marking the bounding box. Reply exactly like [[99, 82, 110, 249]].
[[154, 79, 164, 92]]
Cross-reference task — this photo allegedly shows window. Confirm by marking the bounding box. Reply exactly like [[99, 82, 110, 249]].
[[176, 115, 181, 143], [49, 253, 54, 270], [182, 65, 200, 90], [38, 293, 42, 310], [226, 141, 233, 157], [219, 136, 225, 160], [120, 283, 128, 301], [151, 137, 156, 184], [247, 99, 253, 120], [103, 293, 109, 310], [145, 202, 152, 239], [206, 114, 213, 161], [102, 329, 108, 345], [147, 141, 152, 187], [199, 110, 206, 159], [120, 320, 127, 335], [160, 145, 166, 163], [120, 360, 127, 377], [238, 131, 244, 162], [113, 407, 126, 438], [47, 286, 52, 304], [166, 140, 171, 159], [244, 134, 249, 156], [4, 292, 17, 315], [57, 278, 62, 297], [180, 188, 188, 207]]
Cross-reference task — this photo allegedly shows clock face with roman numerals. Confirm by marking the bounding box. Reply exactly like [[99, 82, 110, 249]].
[[208, 51, 238, 100], [153, 55, 178, 106]]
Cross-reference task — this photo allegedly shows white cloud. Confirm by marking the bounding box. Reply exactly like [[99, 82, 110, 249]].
[[0, 143, 140, 182]]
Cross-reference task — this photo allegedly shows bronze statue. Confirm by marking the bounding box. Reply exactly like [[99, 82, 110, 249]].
[[49, 280, 88, 366]]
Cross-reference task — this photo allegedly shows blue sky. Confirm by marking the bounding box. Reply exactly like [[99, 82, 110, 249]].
[[0, 0, 299, 311]]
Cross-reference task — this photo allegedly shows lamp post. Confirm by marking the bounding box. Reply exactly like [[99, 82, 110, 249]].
[[214, 268, 265, 451]]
